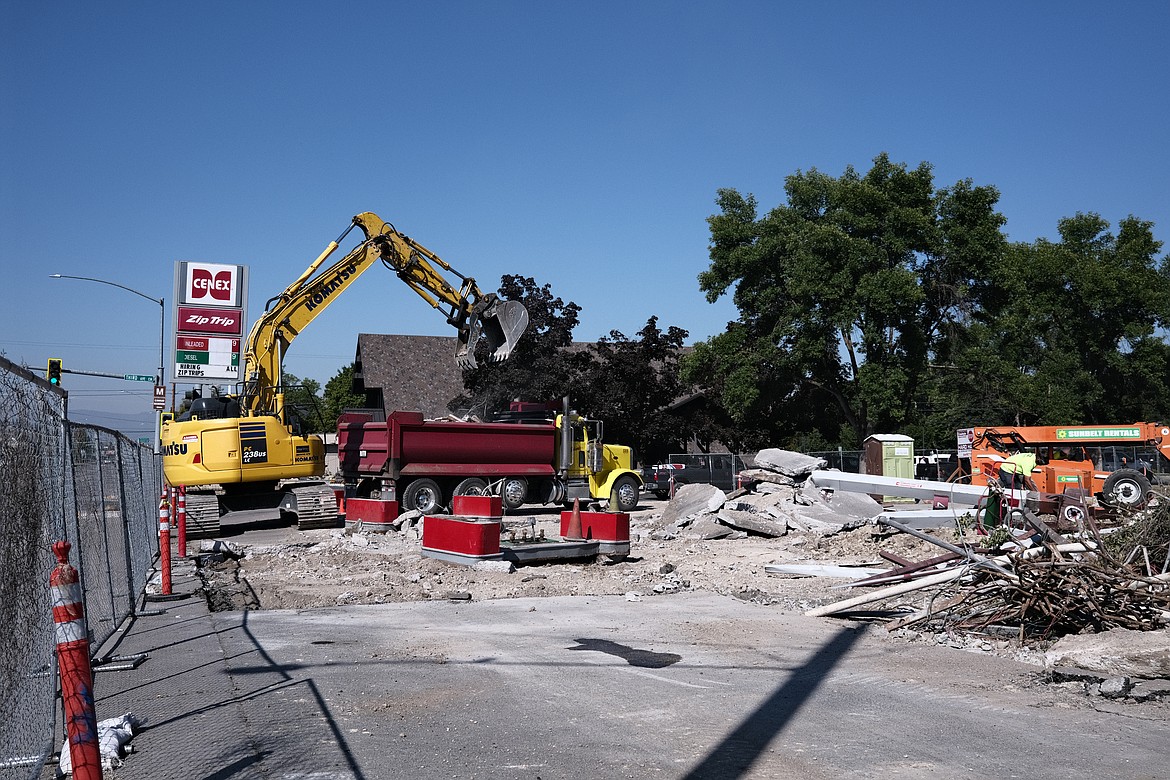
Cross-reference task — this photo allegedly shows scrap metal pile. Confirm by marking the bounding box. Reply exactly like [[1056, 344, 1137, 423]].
[[808, 487, 1170, 644]]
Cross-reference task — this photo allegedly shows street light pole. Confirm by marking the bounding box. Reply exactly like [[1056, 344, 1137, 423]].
[[50, 274, 166, 454]]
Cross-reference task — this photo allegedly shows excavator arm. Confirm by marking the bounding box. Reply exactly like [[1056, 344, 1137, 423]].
[[241, 212, 528, 417]]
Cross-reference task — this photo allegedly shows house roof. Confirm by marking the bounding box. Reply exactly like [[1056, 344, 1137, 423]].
[[354, 334, 466, 420], [353, 333, 693, 421]]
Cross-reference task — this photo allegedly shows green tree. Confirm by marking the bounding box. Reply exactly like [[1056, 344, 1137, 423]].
[[687, 153, 1006, 447], [322, 363, 366, 431], [574, 317, 691, 464], [279, 372, 324, 434], [939, 213, 1170, 427], [452, 275, 590, 416]]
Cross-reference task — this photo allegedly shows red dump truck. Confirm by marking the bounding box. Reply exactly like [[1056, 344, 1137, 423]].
[[337, 406, 642, 514]]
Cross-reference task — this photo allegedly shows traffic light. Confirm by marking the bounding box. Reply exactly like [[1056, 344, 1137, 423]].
[[46, 358, 63, 386]]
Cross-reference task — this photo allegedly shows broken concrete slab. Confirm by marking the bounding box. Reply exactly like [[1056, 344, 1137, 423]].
[[739, 468, 799, 487], [768, 503, 853, 535], [716, 508, 787, 538], [1045, 627, 1170, 678], [799, 480, 884, 520], [661, 483, 727, 527], [730, 491, 797, 518], [1130, 679, 1170, 702], [753, 449, 827, 477], [688, 516, 735, 540]]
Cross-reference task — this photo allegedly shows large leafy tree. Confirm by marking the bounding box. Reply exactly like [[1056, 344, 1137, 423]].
[[574, 316, 691, 464], [941, 213, 1170, 426], [686, 154, 1006, 447], [452, 275, 590, 417]]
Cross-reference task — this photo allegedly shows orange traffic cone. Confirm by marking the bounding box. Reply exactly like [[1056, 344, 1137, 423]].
[[565, 498, 583, 540]]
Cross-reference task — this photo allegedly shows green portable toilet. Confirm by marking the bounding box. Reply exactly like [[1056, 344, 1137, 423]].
[[862, 434, 915, 501]]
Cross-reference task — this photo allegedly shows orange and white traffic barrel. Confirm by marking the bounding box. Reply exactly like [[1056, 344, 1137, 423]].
[[158, 493, 172, 595], [50, 541, 102, 780]]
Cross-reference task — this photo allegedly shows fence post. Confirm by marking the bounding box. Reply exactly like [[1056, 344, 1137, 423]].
[[50, 541, 102, 780], [158, 493, 171, 595]]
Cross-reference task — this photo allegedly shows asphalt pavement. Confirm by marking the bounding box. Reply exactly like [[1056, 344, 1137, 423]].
[[71, 549, 1169, 780]]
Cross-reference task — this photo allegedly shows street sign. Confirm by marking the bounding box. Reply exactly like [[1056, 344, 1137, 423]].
[[153, 385, 167, 411], [124, 374, 156, 382]]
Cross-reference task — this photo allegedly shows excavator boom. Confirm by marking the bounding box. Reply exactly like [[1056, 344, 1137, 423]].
[[352, 213, 527, 370], [241, 212, 529, 415]]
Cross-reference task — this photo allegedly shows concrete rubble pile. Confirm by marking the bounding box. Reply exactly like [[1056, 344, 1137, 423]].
[[649, 447, 882, 541]]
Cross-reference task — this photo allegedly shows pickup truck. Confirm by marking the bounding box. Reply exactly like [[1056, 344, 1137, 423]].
[[641, 453, 749, 498]]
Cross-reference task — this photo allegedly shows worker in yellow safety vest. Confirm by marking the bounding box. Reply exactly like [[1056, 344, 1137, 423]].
[[999, 451, 1037, 490]]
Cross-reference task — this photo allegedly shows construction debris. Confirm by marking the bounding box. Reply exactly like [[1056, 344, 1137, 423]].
[[805, 486, 1170, 651]]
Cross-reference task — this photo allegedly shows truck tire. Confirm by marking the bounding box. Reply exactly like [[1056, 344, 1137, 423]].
[[501, 477, 528, 510], [1102, 469, 1151, 509], [453, 478, 489, 497], [611, 475, 640, 512], [402, 478, 443, 514]]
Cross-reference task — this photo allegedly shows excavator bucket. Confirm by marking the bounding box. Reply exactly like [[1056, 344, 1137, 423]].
[[455, 299, 529, 369]]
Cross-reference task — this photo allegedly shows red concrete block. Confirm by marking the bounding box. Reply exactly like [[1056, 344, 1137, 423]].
[[423, 515, 501, 557], [559, 510, 630, 542], [452, 494, 503, 518], [346, 498, 400, 525]]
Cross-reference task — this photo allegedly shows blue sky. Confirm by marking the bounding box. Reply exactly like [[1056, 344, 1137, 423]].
[[3, 2, 1168, 429]]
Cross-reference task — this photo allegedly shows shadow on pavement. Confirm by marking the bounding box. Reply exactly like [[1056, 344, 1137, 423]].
[[681, 624, 867, 779]]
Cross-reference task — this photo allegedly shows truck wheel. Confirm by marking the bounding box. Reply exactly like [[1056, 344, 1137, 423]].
[[402, 478, 443, 514], [1102, 469, 1151, 509], [611, 475, 640, 512], [502, 477, 528, 510], [453, 478, 489, 497]]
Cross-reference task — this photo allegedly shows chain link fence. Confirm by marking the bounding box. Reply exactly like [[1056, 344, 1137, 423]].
[[0, 358, 159, 780], [808, 449, 961, 480]]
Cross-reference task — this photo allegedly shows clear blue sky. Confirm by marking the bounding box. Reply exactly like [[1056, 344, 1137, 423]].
[[3, 2, 1168, 426]]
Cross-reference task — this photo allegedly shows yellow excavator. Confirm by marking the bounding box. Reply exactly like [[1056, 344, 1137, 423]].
[[161, 212, 528, 537]]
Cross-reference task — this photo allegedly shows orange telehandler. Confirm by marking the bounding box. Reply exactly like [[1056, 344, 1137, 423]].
[[961, 422, 1170, 510]]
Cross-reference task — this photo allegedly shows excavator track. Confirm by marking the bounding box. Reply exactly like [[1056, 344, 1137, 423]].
[[183, 490, 223, 539], [280, 483, 340, 530]]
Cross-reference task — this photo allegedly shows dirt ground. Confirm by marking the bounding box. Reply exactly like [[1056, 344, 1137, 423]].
[[195, 496, 1046, 662], [197, 497, 944, 611]]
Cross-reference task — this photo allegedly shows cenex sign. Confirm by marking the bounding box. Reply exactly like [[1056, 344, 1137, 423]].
[[173, 262, 249, 382]]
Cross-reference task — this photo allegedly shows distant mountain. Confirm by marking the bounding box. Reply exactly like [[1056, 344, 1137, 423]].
[[69, 407, 157, 440]]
